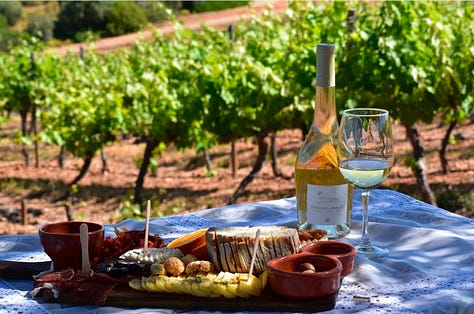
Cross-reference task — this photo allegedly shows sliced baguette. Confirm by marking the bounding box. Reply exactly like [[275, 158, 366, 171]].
[[206, 226, 300, 275]]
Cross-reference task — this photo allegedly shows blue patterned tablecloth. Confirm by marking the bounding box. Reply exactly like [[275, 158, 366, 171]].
[[1, 189, 473, 314]]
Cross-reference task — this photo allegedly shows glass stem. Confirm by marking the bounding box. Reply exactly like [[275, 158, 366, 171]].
[[359, 189, 372, 250]]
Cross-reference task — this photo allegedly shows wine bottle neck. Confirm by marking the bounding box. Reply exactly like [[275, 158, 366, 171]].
[[313, 43, 337, 136], [313, 85, 337, 136], [316, 44, 335, 87]]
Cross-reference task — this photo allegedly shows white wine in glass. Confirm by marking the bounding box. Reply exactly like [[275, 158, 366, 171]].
[[337, 108, 394, 257]]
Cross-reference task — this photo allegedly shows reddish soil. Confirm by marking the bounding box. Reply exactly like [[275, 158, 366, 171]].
[[0, 117, 472, 235]]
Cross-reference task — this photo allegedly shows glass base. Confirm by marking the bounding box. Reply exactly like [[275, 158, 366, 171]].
[[356, 243, 389, 258]]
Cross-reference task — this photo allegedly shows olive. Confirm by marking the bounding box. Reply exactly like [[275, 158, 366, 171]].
[[298, 262, 316, 273]]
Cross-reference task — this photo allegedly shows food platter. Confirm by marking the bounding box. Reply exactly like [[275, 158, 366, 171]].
[[6, 225, 351, 312], [2, 260, 338, 312]]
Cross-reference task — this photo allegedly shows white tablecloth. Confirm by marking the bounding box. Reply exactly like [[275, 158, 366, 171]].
[[1, 189, 473, 314]]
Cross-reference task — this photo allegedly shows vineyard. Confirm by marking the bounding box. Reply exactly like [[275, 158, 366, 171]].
[[0, 1, 473, 234]]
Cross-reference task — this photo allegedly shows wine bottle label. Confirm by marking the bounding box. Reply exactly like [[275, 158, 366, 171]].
[[306, 183, 348, 225]]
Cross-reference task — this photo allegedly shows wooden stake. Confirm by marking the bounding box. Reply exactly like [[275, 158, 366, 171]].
[[231, 141, 238, 178], [144, 200, 151, 253], [80, 223, 91, 276], [21, 200, 28, 225], [248, 228, 260, 281]]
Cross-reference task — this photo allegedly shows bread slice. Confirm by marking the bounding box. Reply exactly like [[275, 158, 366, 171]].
[[205, 228, 221, 271], [206, 226, 300, 275]]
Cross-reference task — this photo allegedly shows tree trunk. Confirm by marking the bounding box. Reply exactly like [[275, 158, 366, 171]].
[[300, 122, 308, 141], [204, 148, 212, 172], [63, 153, 94, 221], [30, 104, 39, 168], [20, 110, 29, 167], [231, 141, 238, 178], [228, 133, 269, 205], [58, 146, 66, 169], [63, 192, 74, 222], [440, 119, 457, 174], [405, 124, 437, 206], [134, 138, 159, 205], [68, 153, 93, 187], [100, 149, 108, 174], [270, 133, 282, 177]]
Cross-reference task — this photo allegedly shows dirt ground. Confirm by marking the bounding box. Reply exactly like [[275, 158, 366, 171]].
[[0, 117, 472, 235]]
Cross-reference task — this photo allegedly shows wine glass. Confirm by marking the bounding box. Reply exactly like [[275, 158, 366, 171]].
[[337, 108, 394, 257]]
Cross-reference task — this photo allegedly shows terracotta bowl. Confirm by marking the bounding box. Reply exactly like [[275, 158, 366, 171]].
[[266, 252, 342, 299], [39, 221, 104, 271], [301, 241, 356, 277]]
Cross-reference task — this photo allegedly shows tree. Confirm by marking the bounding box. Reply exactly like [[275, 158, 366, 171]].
[[436, 2, 474, 174], [0, 1, 22, 26], [124, 33, 185, 205], [0, 39, 44, 167], [53, 1, 112, 41], [200, 17, 294, 203], [25, 13, 54, 42], [0, 15, 22, 51], [39, 49, 127, 220], [136, 1, 176, 23], [103, 1, 148, 37]]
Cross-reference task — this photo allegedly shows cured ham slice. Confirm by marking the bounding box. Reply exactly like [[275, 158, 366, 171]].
[[32, 268, 119, 305]]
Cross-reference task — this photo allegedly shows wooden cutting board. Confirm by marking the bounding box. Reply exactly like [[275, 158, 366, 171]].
[[2, 260, 338, 312], [42, 284, 338, 312]]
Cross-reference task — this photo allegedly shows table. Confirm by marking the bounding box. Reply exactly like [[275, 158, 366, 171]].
[[1, 189, 473, 314]]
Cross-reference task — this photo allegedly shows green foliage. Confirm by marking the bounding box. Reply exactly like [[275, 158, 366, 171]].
[[0, 22, 22, 51], [193, 1, 250, 13], [39, 50, 127, 158], [25, 12, 54, 42], [404, 156, 420, 172], [115, 195, 143, 220], [0, 2, 23, 51], [136, 1, 176, 23], [53, 1, 112, 41], [1, 2, 472, 150], [339, 1, 447, 125], [0, 13, 6, 28], [437, 188, 472, 213], [437, 2, 474, 127], [115, 191, 184, 221], [103, 1, 148, 37], [0, 1, 22, 26], [0, 38, 47, 116], [124, 35, 183, 148], [21, 1, 42, 6], [205, 169, 217, 177]]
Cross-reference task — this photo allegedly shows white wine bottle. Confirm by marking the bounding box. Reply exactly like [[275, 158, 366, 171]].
[[295, 43, 353, 239]]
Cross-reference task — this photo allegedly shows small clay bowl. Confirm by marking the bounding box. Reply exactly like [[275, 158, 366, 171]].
[[266, 252, 342, 299], [301, 241, 356, 277], [39, 221, 104, 271]]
